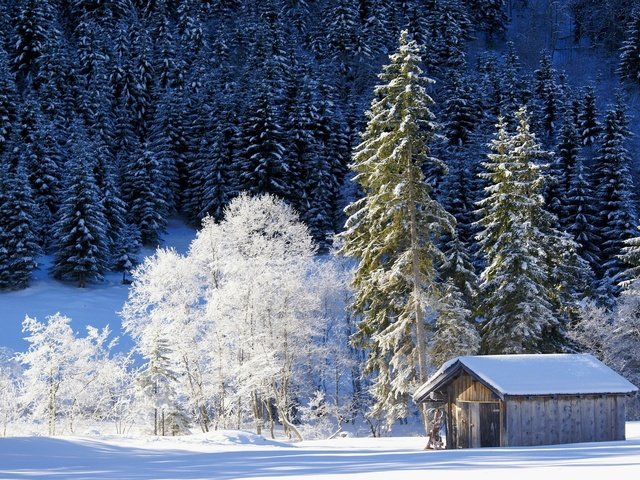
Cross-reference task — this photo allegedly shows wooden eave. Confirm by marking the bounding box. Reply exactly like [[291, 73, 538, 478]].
[[413, 360, 505, 403]]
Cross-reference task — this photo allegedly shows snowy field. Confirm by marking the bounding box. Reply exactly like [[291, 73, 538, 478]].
[[1, 423, 639, 480]]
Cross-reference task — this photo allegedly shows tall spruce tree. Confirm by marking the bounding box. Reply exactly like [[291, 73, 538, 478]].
[[476, 109, 584, 354], [51, 128, 109, 287], [533, 52, 559, 138], [579, 86, 600, 147], [565, 156, 601, 270], [0, 160, 39, 289], [123, 142, 168, 246], [548, 112, 581, 224], [340, 31, 455, 426], [592, 109, 638, 300], [618, 10, 640, 84], [0, 43, 17, 156]]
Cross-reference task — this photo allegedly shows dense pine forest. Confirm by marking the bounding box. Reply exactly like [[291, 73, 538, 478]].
[[1, 0, 640, 437]]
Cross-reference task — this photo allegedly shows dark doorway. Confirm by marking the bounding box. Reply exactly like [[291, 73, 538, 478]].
[[479, 402, 500, 447]]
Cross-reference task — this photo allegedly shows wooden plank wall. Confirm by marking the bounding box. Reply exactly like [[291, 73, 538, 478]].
[[451, 373, 497, 402], [505, 395, 627, 446]]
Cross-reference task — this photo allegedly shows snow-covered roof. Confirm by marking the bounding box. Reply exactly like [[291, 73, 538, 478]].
[[413, 354, 638, 402]]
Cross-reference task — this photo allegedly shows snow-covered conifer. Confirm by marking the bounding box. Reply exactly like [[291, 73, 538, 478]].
[[618, 10, 640, 84], [592, 109, 637, 299], [0, 44, 17, 156], [477, 109, 585, 353], [237, 91, 289, 201], [51, 128, 109, 287], [429, 285, 480, 367], [340, 31, 455, 426], [122, 143, 168, 246], [136, 334, 181, 436], [442, 72, 477, 147], [565, 156, 601, 270], [579, 86, 600, 146], [0, 161, 39, 289]]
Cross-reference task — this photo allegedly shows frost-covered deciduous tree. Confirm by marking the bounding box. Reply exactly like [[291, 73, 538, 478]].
[[123, 193, 345, 439], [122, 247, 208, 433], [205, 193, 322, 440], [341, 31, 455, 427], [570, 288, 640, 418], [0, 349, 22, 436], [18, 314, 114, 435]]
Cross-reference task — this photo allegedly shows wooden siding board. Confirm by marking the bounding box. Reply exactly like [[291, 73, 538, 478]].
[[532, 400, 545, 445], [616, 396, 626, 440], [581, 397, 595, 442], [453, 372, 496, 403], [544, 398, 560, 445], [500, 401, 507, 447], [606, 396, 616, 441], [571, 398, 582, 443], [557, 399, 570, 445], [595, 396, 608, 441]]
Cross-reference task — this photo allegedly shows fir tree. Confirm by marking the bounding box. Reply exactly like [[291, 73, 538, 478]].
[[579, 86, 600, 147], [470, 0, 508, 41], [324, 0, 366, 69], [500, 42, 526, 118], [429, 284, 480, 367], [51, 129, 109, 288], [565, 156, 601, 270], [315, 81, 349, 236], [11, 0, 58, 88], [340, 31, 455, 426], [112, 222, 140, 285], [137, 334, 179, 436], [477, 109, 583, 354], [533, 52, 559, 137], [592, 109, 638, 299], [440, 148, 484, 250], [123, 143, 168, 246], [548, 113, 581, 224], [618, 10, 640, 84], [190, 123, 235, 222], [0, 161, 40, 289], [441, 232, 479, 312], [93, 141, 130, 266], [0, 44, 17, 156], [429, 0, 469, 73], [237, 91, 289, 201], [442, 72, 477, 147]]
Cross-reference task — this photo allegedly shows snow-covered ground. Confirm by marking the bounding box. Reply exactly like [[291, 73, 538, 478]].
[[1, 423, 639, 479], [0, 218, 196, 354]]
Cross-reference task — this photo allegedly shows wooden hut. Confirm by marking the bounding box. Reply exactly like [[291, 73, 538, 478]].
[[413, 354, 638, 449]]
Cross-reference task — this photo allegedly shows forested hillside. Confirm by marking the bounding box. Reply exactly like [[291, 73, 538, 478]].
[[2, 0, 640, 436], [0, 0, 638, 289]]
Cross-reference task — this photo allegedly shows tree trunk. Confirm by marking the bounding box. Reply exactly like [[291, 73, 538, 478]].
[[251, 390, 263, 435], [48, 381, 56, 436], [264, 399, 275, 439], [406, 146, 430, 433], [154, 407, 158, 436]]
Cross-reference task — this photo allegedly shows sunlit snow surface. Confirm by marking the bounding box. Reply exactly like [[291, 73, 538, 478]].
[[1, 424, 639, 479]]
